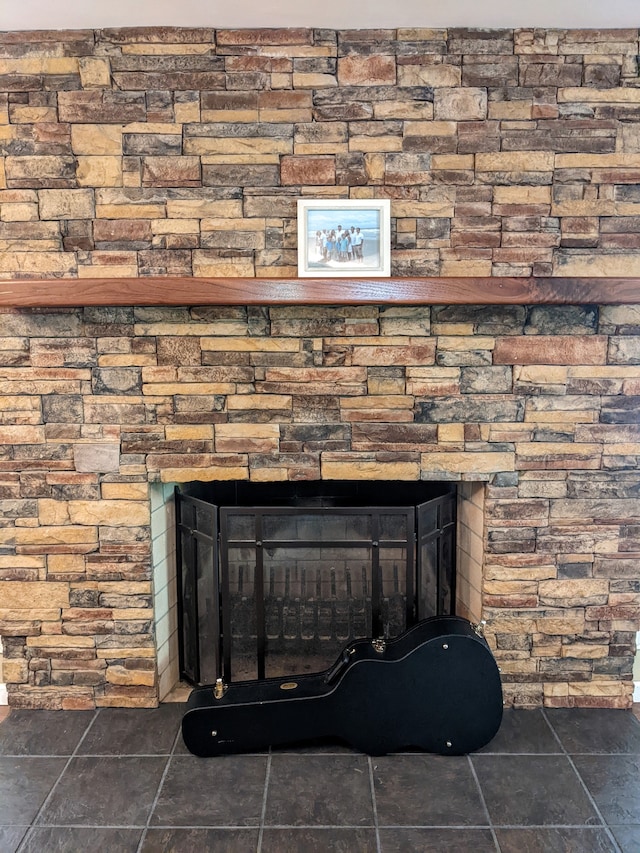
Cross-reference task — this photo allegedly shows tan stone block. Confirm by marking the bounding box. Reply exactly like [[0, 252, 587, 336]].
[[438, 423, 465, 443], [0, 57, 79, 75], [555, 153, 640, 168], [38, 499, 70, 526], [48, 554, 85, 575], [96, 646, 156, 659], [174, 100, 201, 123], [321, 459, 420, 480], [166, 199, 243, 219], [184, 136, 292, 156], [106, 665, 155, 686], [349, 136, 403, 153], [26, 635, 95, 648], [561, 643, 608, 659], [494, 186, 552, 205], [538, 579, 608, 603], [226, 395, 292, 412], [160, 466, 248, 484], [552, 254, 640, 276], [398, 64, 461, 87], [559, 87, 640, 103], [2, 581, 69, 608], [0, 202, 39, 221], [0, 425, 45, 443], [404, 121, 457, 137], [517, 366, 568, 384], [70, 125, 123, 155], [200, 217, 266, 233], [441, 259, 493, 276], [0, 526, 98, 547], [393, 201, 455, 217], [79, 57, 112, 88], [250, 467, 289, 482], [78, 264, 139, 278], [165, 425, 214, 441], [476, 152, 554, 172], [436, 336, 495, 351], [568, 681, 626, 697], [488, 101, 533, 120], [192, 253, 255, 277], [434, 88, 487, 120], [2, 658, 28, 683], [431, 154, 475, 170], [111, 609, 152, 620], [96, 203, 165, 219], [0, 251, 76, 275], [39, 189, 94, 220], [420, 451, 515, 474], [373, 102, 433, 120], [76, 157, 123, 188], [291, 73, 337, 88], [201, 337, 296, 352], [100, 483, 149, 500], [151, 218, 199, 235], [341, 395, 413, 410]]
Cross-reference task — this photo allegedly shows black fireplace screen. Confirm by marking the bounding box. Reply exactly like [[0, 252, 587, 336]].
[[176, 481, 456, 687]]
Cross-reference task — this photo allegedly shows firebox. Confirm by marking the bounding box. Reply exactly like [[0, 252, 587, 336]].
[[176, 481, 456, 688]]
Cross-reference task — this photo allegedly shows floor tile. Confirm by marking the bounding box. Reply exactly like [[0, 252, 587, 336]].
[[19, 827, 143, 853], [78, 704, 184, 755], [141, 827, 259, 852], [471, 755, 600, 827], [378, 827, 497, 852], [494, 827, 617, 853], [0, 826, 28, 853], [264, 754, 373, 827], [478, 709, 560, 754], [572, 755, 640, 824], [150, 755, 267, 826], [0, 710, 94, 756], [36, 756, 167, 826], [261, 827, 378, 852], [373, 754, 487, 827], [545, 709, 640, 754], [0, 757, 67, 825], [610, 824, 640, 853]]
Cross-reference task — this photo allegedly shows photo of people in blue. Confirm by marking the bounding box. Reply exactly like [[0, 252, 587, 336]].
[[304, 207, 381, 272]]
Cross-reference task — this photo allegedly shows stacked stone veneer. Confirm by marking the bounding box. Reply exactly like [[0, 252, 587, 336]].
[[0, 26, 640, 277], [1, 303, 640, 710], [1, 27, 640, 709]]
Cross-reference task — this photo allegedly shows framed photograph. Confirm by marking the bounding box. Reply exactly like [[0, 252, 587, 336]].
[[297, 199, 391, 278]]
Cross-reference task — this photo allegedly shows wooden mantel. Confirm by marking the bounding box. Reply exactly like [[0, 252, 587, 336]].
[[1, 276, 640, 308]]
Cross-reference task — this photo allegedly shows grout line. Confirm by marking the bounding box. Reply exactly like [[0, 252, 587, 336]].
[[541, 709, 623, 853], [467, 754, 501, 853], [135, 724, 182, 853], [256, 753, 272, 853], [15, 709, 100, 853], [367, 756, 382, 853]]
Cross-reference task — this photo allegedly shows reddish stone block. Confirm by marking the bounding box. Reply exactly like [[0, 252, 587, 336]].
[[280, 155, 336, 186], [338, 55, 396, 86]]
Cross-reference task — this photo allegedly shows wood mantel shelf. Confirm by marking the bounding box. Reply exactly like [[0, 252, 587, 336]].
[[1, 276, 640, 308]]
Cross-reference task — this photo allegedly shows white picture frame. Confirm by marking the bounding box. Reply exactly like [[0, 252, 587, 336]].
[[297, 198, 391, 278]]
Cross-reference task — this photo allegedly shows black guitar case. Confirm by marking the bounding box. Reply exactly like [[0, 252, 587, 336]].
[[181, 615, 503, 757]]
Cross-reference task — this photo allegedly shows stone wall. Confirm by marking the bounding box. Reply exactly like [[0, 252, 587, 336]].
[[1, 303, 639, 709], [1, 26, 640, 709], [0, 26, 640, 278]]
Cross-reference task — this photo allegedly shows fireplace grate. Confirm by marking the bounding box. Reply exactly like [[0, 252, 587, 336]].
[[176, 483, 456, 686]]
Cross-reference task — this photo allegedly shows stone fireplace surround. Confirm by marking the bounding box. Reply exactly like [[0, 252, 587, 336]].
[[1, 24, 640, 709], [1, 296, 640, 711]]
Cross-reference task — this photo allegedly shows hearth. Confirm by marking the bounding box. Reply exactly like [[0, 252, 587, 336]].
[[176, 481, 456, 687]]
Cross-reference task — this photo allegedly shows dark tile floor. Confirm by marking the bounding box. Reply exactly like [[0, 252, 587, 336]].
[[0, 704, 639, 852]]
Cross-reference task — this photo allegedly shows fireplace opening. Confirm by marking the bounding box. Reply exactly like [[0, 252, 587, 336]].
[[175, 480, 459, 688]]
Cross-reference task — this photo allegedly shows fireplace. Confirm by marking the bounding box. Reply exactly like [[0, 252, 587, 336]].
[[175, 480, 456, 687]]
